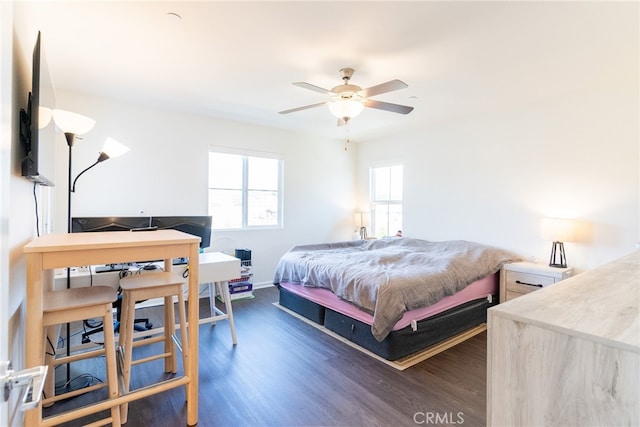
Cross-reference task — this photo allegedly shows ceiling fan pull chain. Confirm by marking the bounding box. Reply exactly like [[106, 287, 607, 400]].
[[344, 123, 350, 151]]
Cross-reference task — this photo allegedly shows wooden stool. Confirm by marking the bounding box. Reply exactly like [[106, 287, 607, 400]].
[[118, 271, 188, 423], [41, 286, 121, 427]]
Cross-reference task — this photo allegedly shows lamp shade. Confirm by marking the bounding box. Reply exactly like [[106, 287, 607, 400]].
[[38, 106, 53, 129], [355, 212, 370, 225], [354, 212, 362, 227], [328, 98, 365, 120], [540, 218, 576, 242], [52, 109, 95, 135], [101, 137, 130, 159]]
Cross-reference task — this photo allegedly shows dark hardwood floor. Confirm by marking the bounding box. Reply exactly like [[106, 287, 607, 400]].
[[44, 286, 487, 426]]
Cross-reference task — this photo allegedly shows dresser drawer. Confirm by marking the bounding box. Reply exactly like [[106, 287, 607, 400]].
[[505, 271, 555, 294], [501, 262, 574, 303], [505, 290, 526, 300]]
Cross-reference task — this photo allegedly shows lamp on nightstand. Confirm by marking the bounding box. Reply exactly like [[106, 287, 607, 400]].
[[540, 217, 576, 268], [354, 212, 369, 240]]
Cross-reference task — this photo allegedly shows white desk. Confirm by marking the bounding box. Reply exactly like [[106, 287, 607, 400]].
[[53, 251, 241, 341], [198, 252, 241, 344], [54, 251, 240, 291]]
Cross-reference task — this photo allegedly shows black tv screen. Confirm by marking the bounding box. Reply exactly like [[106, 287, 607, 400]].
[[21, 31, 56, 186]]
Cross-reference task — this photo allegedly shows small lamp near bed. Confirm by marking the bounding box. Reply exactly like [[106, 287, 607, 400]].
[[540, 217, 576, 268], [354, 212, 369, 240]]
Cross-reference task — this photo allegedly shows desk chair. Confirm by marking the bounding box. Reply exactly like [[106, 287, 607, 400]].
[[42, 286, 121, 427]]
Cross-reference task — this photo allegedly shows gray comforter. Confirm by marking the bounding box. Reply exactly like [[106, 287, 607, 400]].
[[273, 238, 519, 341]]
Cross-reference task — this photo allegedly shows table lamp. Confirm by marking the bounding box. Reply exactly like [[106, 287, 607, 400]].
[[540, 217, 576, 268], [354, 212, 368, 240]]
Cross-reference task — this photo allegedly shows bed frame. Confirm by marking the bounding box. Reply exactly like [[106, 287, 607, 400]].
[[276, 276, 498, 361]]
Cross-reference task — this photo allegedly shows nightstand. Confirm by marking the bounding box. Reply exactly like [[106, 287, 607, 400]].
[[500, 261, 574, 302]]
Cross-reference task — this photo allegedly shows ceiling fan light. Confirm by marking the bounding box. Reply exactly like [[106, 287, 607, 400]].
[[328, 98, 365, 120]]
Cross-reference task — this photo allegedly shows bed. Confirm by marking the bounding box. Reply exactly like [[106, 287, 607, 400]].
[[273, 237, 519, 361]]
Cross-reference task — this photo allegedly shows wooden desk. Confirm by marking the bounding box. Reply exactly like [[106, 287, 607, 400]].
[[24, 230, 201, 426]]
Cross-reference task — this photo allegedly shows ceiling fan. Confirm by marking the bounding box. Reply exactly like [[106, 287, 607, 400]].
[[279, 68, 414, 126]]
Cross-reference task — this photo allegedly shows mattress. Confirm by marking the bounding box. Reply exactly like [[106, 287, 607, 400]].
[[277, 273, 499, 360], [279, 273, 497, 331], [273, 238, 518, 340]]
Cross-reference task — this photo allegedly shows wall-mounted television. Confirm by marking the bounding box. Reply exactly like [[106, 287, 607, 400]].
[[20, 31, 56, 186]]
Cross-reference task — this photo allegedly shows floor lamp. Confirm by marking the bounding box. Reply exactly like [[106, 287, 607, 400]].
[[52, 109, 130, 390], [52, 109, 96, 232]]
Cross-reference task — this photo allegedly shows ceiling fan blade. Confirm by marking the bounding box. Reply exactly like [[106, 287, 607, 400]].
[[364, 99, 414, 114], [359, 79, 408, 98], [292, 82, 333, 94], [279, 102, 327, 114]]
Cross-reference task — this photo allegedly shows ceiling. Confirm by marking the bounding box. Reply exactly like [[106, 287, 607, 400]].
[[16, 1, 628, 142]]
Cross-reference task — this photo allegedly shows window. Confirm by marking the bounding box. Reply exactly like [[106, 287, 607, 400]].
[[370, 164, 403, 238], [208, 151, 282, 230]]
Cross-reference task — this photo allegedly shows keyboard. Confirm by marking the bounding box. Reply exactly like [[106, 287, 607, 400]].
[[95, 258, 187, 273], [95, 264, 129, 273]]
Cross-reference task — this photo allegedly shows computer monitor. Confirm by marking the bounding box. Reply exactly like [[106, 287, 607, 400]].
[[151, 216, 212, 249], [72, 215, 212, 249], [71, 216, 152, 232]]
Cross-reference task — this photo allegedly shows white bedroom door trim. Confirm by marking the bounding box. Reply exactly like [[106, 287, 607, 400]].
[[0, 1, 12, 422]]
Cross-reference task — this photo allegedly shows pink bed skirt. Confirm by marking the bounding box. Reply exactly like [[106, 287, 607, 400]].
[[279, 272, 498, 331]]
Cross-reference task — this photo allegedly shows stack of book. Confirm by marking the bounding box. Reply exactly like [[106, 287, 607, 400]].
[[219, 248, 253, 301]]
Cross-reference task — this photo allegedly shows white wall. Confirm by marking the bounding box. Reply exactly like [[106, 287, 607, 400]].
[[3, 5, 48, 426], [52, 90, 357, 284], [5, 11, 356, 421], [356, 3, 639, 273]]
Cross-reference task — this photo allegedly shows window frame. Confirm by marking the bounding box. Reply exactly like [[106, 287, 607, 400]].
[[369, 163, 403, 238], [208, 147, 283, 231]]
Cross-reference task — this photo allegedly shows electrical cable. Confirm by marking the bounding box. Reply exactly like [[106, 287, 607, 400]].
[[82, 312, 110, 345], [83, 318, 103, 329], [46, 327, 106, 401], [33, 182, 40, 237], [52, 371, 103, 399], [45, 336, 56, 357]]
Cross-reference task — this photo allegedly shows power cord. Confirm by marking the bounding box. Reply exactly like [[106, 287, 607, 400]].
[[50, 371, 103, 400], [32, 182, 40, 237]]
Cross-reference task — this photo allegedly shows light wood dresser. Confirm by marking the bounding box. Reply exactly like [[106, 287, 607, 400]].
[[487, 251, 639, 426]]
